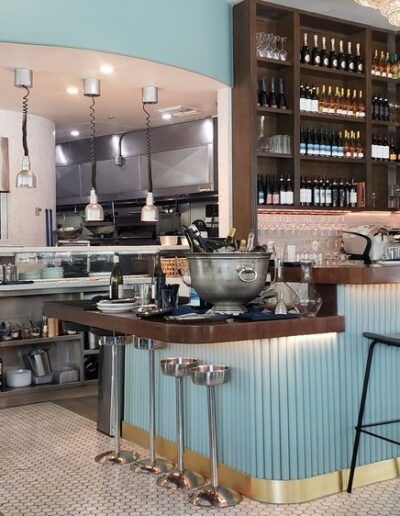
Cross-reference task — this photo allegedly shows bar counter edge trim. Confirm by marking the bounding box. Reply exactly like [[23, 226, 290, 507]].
[[122, 422, 400, 504]]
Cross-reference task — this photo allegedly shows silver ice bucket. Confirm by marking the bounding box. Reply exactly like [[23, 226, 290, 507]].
[[187, 252, 270, 314]]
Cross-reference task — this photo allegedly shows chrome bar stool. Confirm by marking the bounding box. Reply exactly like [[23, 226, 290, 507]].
[[95, 332, 138, 466], [347, 332, 400, 493], [189, 365, 242, 508], [131, 337, 173, 474], [157, 357, 206, 490]]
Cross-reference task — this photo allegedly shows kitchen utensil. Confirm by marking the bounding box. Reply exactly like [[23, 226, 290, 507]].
[[6, 368, 32, 388], [186, 252, 271, 314], [159, 235, 179, 245], [27, 349, 52, 376], [55, 226, 83, 240], [2, 264, 17, 283]]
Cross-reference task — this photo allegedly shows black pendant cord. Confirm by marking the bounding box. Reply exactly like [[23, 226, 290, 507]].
[[89, 96, 97, 190], [142, 103, 153, 192], [22, 86, 29, 156]]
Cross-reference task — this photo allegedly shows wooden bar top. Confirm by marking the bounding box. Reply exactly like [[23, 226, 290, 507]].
[[283, 265, 400, 285], [45, 301, 345, 344]]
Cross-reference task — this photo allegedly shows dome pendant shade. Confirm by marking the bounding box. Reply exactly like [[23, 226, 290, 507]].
[[141, 192, 159, 222], [85, 188, 104, 222], [16, 156, 36, 189]]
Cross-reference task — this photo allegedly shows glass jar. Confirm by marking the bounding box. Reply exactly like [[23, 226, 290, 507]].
[[295, 260, 322, 317]]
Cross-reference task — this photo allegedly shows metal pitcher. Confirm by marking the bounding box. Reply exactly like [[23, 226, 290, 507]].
[[27, 349, 52, 377], [2, 264, 17, 283]]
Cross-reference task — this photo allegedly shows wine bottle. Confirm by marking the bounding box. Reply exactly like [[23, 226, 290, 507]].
[[286, 176, 294, 205], [257, 78, 267, 107], [301, 33, 311, 64], [379, 51, 386, 77], [383, 96, 390, 121], [319, 177, 326, 206], [312, 177, 320, 206], [279, 175, 286, 205], [386, 51, 392, 78], [390, 137, 397, 162], [372, 93, 378, 120], [222, 227, 237, 248], [257, 175, 265, 205], [371, 133, 378, 160], [329, 38, 339, 69], [300, 176, 306, 206], [300, 128, 307, 155], [320, 36, 329, 67], [152, 252, 165, 307], [350, 179, 358, 208], [325, 178, 332, 207], [332, 178, 339, 207], [346, 41, 355, 72], [109, 253, 124, 300], [372, 49, 379, 75], [346, 89, 353, 116], [299, 84, 306, 111], [272, 178, 280, 205], [188, 224, 209, 252], [268, 77, 278, 108], [320, 84, 327, 113], [277, 77, 287, 109], [311, 85, 319, 113], [358, 90, 366, 118], [338, 178, 346, 208], [0, 358, 3, 392], [266, 176, 273, 204], [355, 43, 364, 73], [311, 34, 321, 66], [338, 40, 346, 70], [356, 131, 364, 159]]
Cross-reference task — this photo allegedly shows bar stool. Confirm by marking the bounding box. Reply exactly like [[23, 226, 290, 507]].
[[95, 332, 138, 466], [157, 357, 206, 490], [130, 337, 173, 474], [347, 332, 400, 493], [189, 365, 242, 508]]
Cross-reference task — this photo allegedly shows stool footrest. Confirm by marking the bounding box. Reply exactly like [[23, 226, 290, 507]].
[[359, 429, 400, 447], [359, 418, 400, 429]]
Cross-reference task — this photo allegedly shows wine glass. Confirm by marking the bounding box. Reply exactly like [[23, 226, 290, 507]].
[[256, 32, 265, 57], [279, 36, 288, 62], [272, 35, 281, 60], [264, 33, 274, 58]]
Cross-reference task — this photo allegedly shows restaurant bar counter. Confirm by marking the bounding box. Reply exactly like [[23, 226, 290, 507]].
[[44, 264, 400, 504]]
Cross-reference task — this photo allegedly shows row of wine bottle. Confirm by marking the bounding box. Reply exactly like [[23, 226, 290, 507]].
[[257, 77, 287, 109], [300, 128, 364, 159], [370, 133, 400, 161], [300, 34, 363, 73], [371, 50, 400, 78], [299, 84, 366, 118], [371, 94, 391, 121], [300, 177, 361, 208], [257, 174, 294, 206]]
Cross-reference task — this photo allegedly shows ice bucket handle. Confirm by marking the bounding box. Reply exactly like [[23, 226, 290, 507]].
[[236, 266, 257, 283]]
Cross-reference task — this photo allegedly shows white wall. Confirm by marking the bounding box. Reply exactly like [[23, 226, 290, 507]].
[[0, 109, 55, 246]]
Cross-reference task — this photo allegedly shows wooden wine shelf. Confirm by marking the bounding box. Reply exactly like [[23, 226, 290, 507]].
[[257, 57, 293, 68], [257, 152, 293, 159], [300, 112, 366, 124], [232, 0, 400, 237], [300, 156, 366, 164], [257, 107, 293, 115], [300, 63, 366, 80]]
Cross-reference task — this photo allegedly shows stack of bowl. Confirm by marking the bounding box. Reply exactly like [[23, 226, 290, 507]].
[[41, 267, 64, 280]]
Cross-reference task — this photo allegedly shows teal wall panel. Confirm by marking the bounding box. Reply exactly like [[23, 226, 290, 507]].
[[0, 0, 232, 85], [124, 285, 400, 481]]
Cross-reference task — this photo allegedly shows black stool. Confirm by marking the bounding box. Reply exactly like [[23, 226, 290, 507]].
[[347, 332, 400, 493]]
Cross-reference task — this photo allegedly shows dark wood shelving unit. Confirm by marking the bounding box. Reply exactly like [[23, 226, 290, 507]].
[[257, 152, 293, 158], [232, 0, 400, 237]]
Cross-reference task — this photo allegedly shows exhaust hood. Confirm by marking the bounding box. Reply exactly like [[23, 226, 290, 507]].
[[0, 137, 10, 192]]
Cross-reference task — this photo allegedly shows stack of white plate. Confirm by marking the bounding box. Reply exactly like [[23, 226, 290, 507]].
[[41, 267, 64, 280], [19, 271, 41, 281], [96, 300, 137, 313]]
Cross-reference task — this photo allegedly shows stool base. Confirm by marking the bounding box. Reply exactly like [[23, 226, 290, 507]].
[[189, 484, 243, 508], [132, 457, 173, 475], [95, 450, 137, 466], [157, 468, 206, 490]]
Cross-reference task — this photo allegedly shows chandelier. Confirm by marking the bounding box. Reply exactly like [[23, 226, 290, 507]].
[[354, 0, 400, 27]]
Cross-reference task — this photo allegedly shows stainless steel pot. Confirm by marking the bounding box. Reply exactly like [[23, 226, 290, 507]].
[[187, 252, 270, 314], [27, 349, 52, 377]]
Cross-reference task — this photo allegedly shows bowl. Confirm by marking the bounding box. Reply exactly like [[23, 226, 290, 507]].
[[160, 235, 178, 246], [6, 368, 32, 388], [187, 252, 270, 314], [56, 226, 83, 240]]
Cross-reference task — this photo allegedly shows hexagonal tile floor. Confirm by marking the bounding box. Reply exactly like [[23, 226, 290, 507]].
[[0, 403, 399, 515]]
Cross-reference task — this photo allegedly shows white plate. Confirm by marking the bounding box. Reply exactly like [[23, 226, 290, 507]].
[[97, 305, 135, 313], [377, 260, 400, 266]]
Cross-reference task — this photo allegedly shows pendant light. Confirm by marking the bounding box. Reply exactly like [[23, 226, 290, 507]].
[[83, 77, 104, 222], [15, 68, 36, 189], [141, 86, 159, 223]]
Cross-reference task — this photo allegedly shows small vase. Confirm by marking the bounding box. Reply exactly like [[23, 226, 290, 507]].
[[295, 260, 323, 317], [263, 252, 299, 312]]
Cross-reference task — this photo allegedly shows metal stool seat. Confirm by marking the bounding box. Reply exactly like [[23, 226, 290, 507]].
[[95, 332, 138, 466], [189, 365, 242, 508], [130, 338, 173, 475], [157, 357, 206, 490], [347, 332, 400, 493]]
